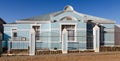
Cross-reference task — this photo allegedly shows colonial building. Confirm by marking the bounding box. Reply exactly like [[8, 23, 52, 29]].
[[3, 5, 118, 55]]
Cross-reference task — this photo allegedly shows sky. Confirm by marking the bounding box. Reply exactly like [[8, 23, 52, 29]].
[[0, 0, 120, 24]]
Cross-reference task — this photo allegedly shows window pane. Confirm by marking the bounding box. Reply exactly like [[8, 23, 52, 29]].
[[68, 30, 74, 41], [33, 26, 40, 40], [36, 31, 40, 40], [62, 25, 75, 41], [13, 32, 17, 37]]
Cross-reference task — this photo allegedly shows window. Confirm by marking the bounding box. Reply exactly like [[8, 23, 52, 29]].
[[60, 16, 72, 20], [32, 26, 40, 40], [12, 29, 17, 41], [62, 25, 75, 41], [68, 30, 74, 41], [12, 29, 17, 37], [60, 16, 78, 21]]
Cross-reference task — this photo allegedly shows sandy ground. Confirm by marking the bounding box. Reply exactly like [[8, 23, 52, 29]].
[[0, 52, 120, 61]]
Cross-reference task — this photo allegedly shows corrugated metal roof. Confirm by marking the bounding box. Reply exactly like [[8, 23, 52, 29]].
[[19, 11, 63, 21], [83, 14, 115, 24], [18, 6, 115, 24]]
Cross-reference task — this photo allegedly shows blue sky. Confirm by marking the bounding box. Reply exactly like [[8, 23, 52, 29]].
[[0, 0, 120, 24]]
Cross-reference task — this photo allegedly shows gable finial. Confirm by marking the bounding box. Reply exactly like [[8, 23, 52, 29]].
[[64, 5, 74, 11]]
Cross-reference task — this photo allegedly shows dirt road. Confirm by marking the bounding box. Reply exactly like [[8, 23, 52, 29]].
[[0, 52, 120, 61]]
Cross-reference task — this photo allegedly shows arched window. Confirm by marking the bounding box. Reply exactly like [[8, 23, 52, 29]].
[[60, 16, 78, 21], [60, 16, 72, 20]]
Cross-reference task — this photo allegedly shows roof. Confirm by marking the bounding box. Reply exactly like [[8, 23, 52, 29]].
[[82, 13, 115, 24], [19, 11, 63, 21], [0, 18, 6, 24], [115, 24, 120, 27], [17, 5, 115, 24]]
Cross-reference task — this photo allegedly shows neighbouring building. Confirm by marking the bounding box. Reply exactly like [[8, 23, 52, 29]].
[[3, 5, 120, 55], [0, 18, 6, 56]]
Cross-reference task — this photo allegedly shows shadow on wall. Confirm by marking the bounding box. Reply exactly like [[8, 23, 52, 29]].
[[115, 25, 120, 45], [2, 33, 11, 53], [86, 20, 105, 49], [99, 25, 105, 46], [86, 20, 95, 49]]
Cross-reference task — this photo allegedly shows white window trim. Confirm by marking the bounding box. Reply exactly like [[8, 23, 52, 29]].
[[30, 24, 41, 42], [11, 27, 17, 38], [60, 23, 77, 42]]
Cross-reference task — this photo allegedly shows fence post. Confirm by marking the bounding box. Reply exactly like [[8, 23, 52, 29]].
[[7, 40, 11, 54], [62, 28, 68, 54], [29, 29, 35, 55], [93, 24, 100, 52]]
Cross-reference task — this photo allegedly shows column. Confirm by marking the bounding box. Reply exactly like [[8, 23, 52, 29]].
[[29, 29, 35, 55], [62, 28, 68, 54], [8, 41, 11, 54], [93, 24, 100, 52]]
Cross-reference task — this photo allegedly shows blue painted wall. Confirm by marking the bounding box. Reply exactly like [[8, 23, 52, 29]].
[[3, 11, 115, 51], [102, 24, 115, 46]]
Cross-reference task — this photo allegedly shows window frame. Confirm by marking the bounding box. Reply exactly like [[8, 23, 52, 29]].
[[60, 23, 77, 42], [31, 24, 41, 42], [32, 26, 40, 40], [12, 29, 17, 37]]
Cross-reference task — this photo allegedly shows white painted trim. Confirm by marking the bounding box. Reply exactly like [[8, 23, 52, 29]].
[[36, 41, 60, 43], [93, 25, 100, 52], [29, 24, 37, 54], [73, 11, 115, 24], [4, 29, 30, 32], [29, 28, 31, 52], [104, 41, 114, 43], [73, 11, 84, 17], [30, 24, 41, 41], [104, 29, 114, 32], [10, 41, 29, 43], [102, 45, 114, 47], [78, 41, 86, 43], [62, 28, 68, 54], [17, 29, 30, 31], [78, 49, 87, 51], [49, 23, 51, 49], [34, 41, 87, 43], [60, 23, 77, 42], [4, 31, 11, 32], [3, 24, 16, 26], [16, 21, 51, 24], [73, 11, 84, 22], [29, 32, 35, 55], [11, 27, 17, 39]]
